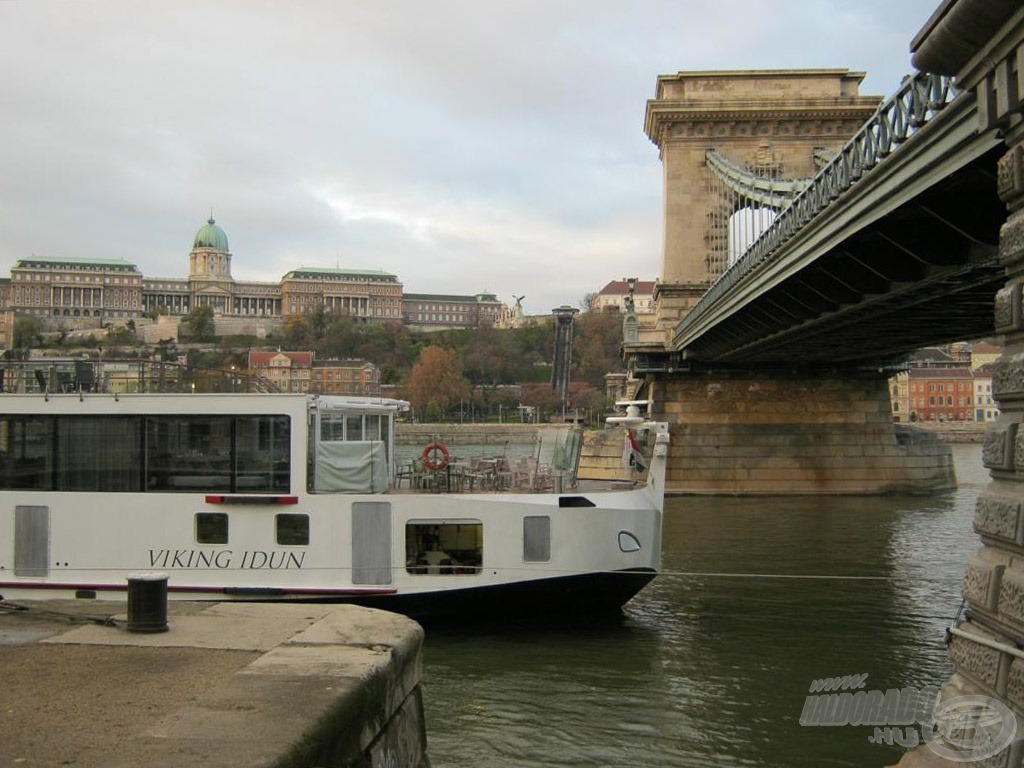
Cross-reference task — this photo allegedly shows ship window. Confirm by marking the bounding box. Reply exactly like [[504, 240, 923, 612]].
[[523, 516, 551, 562], [618, 531, 642, 553], [364, 415, 381, 440], [406, 521, 482, 575], [196, 513, 228, 544], [276, 513, 309, 546], [346, 415, 362, 441], [558, 496, 596, 508], [320, 414, 345, 441]]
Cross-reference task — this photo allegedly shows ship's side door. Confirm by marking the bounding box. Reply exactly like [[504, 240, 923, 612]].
[[351, 501, 392, 585]]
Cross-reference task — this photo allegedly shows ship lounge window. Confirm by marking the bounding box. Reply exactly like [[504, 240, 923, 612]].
[[196, 512, 228, 544], [276, 513, 309, 546], [148, 415, 290, 494], [0, 414, 290, 494], [0, 415, 143, 492], [406, 520, 482, 575]]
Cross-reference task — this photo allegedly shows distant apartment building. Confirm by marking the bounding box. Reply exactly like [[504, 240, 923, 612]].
[[248, 351, 312, 393], [891, 366, 976, 422], [0, 309, 14, 350], [974, 364, 998, 422], [247, 350, 379, 396], [891, 343, 1004, 423], [890, 373, 910, 421], [970, 341, 1001, 370], [311, 358, 380, 397], [402, 292, 506, 329], [593, 279, 656, 313]]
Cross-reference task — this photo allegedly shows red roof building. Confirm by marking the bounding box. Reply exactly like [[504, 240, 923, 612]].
[[904, 367, 976, 423], [593, 280, 657, 314]]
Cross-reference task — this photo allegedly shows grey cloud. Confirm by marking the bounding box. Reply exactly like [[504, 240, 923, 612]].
[[1, 0, 942, 315]]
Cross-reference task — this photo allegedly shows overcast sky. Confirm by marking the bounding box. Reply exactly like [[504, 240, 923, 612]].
[[1, 0, 942, 316]]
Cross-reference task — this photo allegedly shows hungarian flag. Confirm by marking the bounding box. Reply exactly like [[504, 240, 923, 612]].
[[623, 430, 647, 472]]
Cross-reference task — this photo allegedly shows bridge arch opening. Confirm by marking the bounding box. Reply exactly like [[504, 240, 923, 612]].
[[728, 205, 777, 267]]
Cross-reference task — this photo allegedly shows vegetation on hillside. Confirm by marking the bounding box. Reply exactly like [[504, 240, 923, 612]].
[[9, 305, 627, 422]]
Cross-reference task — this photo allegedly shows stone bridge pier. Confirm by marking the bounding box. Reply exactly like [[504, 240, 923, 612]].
[[645, 365, 954, 495], [635, 67, 959, 495]]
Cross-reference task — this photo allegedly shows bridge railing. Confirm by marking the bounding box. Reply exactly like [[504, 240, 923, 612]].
[[676, 71, 958, 339]]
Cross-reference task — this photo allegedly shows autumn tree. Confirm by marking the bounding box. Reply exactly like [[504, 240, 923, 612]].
[[12, 316, 40, 349], [406, 346, 471, 421], [573, 310, 624, 386], [519, 381, 561, 422]]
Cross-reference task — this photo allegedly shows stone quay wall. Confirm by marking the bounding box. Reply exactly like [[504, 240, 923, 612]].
[[0, 602, 429, 768], [396, 422, 551, 447]]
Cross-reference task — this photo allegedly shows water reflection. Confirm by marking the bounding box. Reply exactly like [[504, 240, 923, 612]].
[[422, 444, 984, 767]]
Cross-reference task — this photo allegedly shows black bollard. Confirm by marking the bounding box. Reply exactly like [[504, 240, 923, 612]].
[[126, 572, 169, 633]]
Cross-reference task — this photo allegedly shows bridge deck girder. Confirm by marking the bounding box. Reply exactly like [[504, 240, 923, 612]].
[[671, 90, 1006, 367]]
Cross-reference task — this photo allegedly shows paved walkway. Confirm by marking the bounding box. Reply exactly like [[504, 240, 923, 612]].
[[0, 599, 427, 768]]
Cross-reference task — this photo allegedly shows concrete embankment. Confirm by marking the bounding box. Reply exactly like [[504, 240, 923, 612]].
[[0, 600, 428, 768], [397, 422, 552, 447], [904, 420, 987, 443]]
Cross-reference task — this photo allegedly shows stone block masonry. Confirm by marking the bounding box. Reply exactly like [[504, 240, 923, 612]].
[[650, 369, 955, 494], [889, 7, 1024, 764], [0, 601, 429, 768]]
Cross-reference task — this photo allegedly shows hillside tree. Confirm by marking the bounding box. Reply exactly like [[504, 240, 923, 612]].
[[406, 345, 471, 421]]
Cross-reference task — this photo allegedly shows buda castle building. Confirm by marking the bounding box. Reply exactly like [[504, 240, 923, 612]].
[[2, 217, 507, 337]]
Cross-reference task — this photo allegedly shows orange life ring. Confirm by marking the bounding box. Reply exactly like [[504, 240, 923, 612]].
[[422, 440, 450, 471]]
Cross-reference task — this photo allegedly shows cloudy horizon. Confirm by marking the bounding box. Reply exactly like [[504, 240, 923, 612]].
[[1, 0, 942, 316]]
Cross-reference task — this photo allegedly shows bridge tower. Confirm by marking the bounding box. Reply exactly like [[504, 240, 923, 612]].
[[629, 69, 975, 495], [643, 70, 881, 333]]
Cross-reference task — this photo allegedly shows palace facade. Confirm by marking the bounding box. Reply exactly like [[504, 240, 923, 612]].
[[402, 292, 507, 329], [143, 217, 404, 323], [0, 217, 510, 338]]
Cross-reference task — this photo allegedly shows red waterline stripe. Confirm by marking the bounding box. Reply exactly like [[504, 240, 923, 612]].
[[204, 495, 299, 505]]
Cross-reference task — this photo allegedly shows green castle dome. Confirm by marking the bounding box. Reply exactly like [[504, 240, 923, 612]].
[[193, 217, 229, 251]]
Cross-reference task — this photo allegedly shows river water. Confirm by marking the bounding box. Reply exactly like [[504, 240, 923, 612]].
[[421, 444, 987, 767]]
